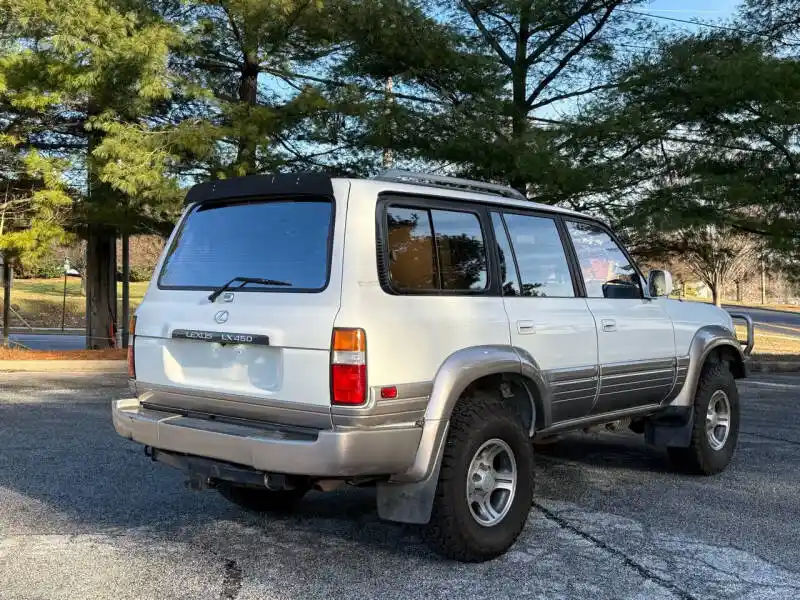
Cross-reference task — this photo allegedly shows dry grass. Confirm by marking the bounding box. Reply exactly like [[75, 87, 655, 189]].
[[0, 348, 126, 360], [735, 324, 800, 358], [2, 278, 148, 329]]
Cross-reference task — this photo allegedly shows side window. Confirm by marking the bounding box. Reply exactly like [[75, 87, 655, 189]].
[[385, 205, 488, 293], [386, 207, 436, 290], [566, 221, 641, 299], [502, 213, 575, 298], [490, 212, 521, 296]]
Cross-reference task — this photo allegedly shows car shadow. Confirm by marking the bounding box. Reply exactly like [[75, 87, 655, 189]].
[[0, 391, 438, 558], [534, 430, 671, 473]]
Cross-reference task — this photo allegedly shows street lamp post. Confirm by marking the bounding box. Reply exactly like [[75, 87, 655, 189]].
[[61, 257, 70, 332]]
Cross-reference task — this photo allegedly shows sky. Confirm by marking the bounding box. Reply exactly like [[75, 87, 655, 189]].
[[643, 0, 740, 21]]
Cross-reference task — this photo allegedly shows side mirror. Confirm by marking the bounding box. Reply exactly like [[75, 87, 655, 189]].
[[647, 269, 673, 298]]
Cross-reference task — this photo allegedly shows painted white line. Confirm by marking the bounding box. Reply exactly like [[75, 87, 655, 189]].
[[741, 380, 800, 389]]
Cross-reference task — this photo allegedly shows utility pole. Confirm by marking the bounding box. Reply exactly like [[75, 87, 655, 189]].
[[761, 252, 767, 305], [382, 77, 393, 169]]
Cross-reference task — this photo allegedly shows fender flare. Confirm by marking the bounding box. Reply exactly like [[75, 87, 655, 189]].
[[408, 344, 549, 481], [669, 325, 746, 408], [376, 345, 550, 525]]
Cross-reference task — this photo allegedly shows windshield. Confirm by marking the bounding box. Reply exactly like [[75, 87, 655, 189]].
[[158, 198, 333, 292]]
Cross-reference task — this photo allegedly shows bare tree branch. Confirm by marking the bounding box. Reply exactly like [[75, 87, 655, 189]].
[[461, 0, 514, 68], [529, 82, 616, 110], [524, 0, 597, 68], [526, 3, 619, 107]]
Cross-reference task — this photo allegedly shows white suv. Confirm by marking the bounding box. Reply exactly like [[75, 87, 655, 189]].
[[113, 171, 753, 562]]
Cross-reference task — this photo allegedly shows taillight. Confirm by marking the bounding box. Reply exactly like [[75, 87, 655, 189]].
[[127, 315, 137, 379], [331, 328, 366, 405]]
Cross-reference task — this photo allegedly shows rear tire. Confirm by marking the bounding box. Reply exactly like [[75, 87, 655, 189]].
[[216, 482, 309, 514], [425, 391, 534, 562], [667, 360, 740, 475]]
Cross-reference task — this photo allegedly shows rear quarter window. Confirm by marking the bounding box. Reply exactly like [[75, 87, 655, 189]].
[[158, 198, 333, 292], [382, 203, 488, 294]]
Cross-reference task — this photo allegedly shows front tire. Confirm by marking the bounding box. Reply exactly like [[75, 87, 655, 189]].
[[668, 361, 740, 475], [425, 391, 534, 562], [216, 482, 309, 514]]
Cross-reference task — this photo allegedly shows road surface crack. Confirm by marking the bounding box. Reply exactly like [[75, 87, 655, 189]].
[[533, 501, 699, 600], [219, 559, 242, 600]]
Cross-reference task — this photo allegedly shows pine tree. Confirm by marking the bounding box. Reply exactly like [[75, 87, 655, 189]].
[[580, 32, 800, 279], [153, 0, 348, 178], [1, 0, 180, 347], [335, 0, 655, 193]]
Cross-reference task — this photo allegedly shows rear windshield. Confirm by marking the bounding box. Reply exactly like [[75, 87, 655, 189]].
[[158, 198, 333, 292]]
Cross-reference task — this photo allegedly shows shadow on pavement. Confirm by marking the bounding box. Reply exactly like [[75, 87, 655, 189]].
[[0, 390, 436, 559]]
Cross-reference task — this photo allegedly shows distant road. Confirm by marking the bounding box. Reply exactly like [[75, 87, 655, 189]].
[[724, 305, 800, 338], [9, 333, 86, 350]]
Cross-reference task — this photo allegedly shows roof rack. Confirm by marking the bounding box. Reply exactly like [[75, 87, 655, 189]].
[[372, 169, 526, 201]]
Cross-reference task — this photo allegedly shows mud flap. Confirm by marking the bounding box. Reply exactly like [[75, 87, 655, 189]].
[[645, 408, 694, 448], [376, 425, 447, 525]]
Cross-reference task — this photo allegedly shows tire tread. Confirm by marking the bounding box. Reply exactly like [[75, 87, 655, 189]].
[[425, 392, 534, 562], [668, 360, 739, 475]]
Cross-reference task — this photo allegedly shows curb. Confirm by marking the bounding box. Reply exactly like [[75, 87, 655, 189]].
[[747, 360, 800, 374], [0, 360, 127, 373]]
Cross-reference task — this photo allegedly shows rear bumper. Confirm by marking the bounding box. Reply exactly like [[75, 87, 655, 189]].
[[112, 398, 423, 477]]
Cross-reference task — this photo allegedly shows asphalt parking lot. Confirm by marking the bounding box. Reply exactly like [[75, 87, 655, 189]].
[[1, 372, 799, 600]]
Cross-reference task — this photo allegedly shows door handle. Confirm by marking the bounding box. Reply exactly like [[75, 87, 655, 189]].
[[517, 320, 536, 335], [601, 319, 617, 332]]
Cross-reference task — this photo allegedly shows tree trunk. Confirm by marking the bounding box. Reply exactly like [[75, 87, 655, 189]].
[[85, 226, 117, 348], [85, 95, 118, 349], [509, 9, 530, 195], [509, 65, 527, 194], [236, 54, 259, 173], [711, 279, 722, 307], [2, 258, 10, 347]]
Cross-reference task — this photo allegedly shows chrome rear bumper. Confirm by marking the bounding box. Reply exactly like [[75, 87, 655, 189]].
[[112, 398, 423, 477]]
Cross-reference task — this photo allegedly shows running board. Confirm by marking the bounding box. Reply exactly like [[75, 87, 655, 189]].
[[535, 404, 662, 438]]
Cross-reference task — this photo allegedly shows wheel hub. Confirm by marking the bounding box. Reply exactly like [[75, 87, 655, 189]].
[[466, 439, 517, 527], [472, 464, 496, 493], [706, 390, 732, 451]]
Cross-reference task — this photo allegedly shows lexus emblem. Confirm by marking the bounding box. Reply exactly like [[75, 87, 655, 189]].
[[214, 310, 229, 324]]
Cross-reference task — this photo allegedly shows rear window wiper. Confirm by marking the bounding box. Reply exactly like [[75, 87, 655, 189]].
[[208, 276, 292, 302]]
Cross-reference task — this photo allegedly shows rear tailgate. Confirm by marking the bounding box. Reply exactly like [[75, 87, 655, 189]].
[[133, 176, 349, 413]]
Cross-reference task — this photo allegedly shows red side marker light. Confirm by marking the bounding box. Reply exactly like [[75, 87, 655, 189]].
[[380, 386, 397, 399]]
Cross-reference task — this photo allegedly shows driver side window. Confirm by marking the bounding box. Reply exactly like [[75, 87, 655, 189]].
[[566, 221, 641, 299]]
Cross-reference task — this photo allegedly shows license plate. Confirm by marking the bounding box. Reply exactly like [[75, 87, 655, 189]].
[[171, 329, 270, 346]]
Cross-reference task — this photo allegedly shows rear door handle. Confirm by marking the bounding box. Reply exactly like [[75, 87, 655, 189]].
[[517, 320, 536, 335], [601, 319, 617, 332]]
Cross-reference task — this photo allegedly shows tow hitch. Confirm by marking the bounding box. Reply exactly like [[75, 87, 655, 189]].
[[144, 446, 304, 491]]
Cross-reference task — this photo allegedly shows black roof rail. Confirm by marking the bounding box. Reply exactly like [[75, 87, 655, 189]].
[[372, 169, 526, 201]]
